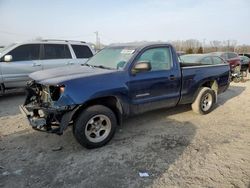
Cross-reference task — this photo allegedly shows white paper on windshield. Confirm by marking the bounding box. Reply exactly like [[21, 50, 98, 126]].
[[121, 49, 135, 54]]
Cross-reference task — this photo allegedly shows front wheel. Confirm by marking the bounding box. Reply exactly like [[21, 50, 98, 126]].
[[192, 87, 216, 115], [73, 105, 117, 149]]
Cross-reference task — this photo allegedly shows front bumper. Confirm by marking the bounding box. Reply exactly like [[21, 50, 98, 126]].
[[19, 104, 76, 135]]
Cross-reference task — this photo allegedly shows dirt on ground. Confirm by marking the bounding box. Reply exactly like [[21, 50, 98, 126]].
[[0, 78, 250, 188]]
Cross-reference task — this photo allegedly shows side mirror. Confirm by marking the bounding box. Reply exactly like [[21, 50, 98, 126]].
[[132, 61, 151, 74], [4, 55, 12, 62]]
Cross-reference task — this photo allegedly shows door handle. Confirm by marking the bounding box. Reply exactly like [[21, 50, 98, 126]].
[[32, 63, 41, 67], [169, 75, 176, 80], [66, 62, 74, 65]]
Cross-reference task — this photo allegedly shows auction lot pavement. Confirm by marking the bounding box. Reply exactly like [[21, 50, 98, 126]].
[[0, 79, 250, 188]]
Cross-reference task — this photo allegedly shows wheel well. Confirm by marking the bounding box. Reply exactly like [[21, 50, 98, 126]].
[[201, 80, 218, 102], [72, 96, 123, 126], [201, 80, 218, 93]]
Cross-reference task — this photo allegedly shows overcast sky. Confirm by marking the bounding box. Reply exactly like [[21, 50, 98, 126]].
[[0, 0, 249, 45]]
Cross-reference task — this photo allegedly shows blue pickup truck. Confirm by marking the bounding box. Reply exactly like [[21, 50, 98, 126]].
[[20, 43, 230, 148]]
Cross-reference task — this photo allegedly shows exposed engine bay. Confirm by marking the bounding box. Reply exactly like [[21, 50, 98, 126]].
[[20, 81, 75, 135]]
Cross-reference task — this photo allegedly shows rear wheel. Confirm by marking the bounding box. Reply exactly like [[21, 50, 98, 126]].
[[73, 105, 117, 149], [192, 87, 216, 115]]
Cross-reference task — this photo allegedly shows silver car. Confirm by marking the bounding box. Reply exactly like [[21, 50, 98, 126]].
[[0, 39, 94, 93]]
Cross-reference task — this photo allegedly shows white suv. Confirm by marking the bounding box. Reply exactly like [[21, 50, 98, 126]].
[[0, 40, 94, 92]]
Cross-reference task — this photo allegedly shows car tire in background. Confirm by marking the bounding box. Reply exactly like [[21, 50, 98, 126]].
[[73, 105, 117, 149], [192, 87, 216, 115]]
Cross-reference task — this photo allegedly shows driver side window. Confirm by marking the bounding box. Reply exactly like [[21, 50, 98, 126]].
[[136, 47, 172, 71], [7, 44, 40, 62]]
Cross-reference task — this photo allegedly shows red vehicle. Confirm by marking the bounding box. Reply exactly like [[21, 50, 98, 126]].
[[210, 52, 241, 71], [210, 52, 241, 82]]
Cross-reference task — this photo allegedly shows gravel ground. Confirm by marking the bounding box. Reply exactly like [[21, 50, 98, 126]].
[[0, 78, 250, 188]]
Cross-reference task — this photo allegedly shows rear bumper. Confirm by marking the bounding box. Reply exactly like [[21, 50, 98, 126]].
[[19, 104, 76, 135]]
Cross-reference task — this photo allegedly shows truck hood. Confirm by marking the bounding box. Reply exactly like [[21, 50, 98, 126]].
[[29, 65, 116, 85]]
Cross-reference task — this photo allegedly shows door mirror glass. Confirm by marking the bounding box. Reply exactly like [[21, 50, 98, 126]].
[[4, 55, 12, 62], [132, 61, 152, 74]]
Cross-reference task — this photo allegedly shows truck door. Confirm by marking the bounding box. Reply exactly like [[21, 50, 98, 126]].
[[40, 44, 73, 70], [0, 44, 42, 88], [128, 46, 181, 114]]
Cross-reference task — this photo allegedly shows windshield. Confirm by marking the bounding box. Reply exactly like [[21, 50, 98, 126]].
[[86, 47, 135, 70], [180, 55, 202, 63]]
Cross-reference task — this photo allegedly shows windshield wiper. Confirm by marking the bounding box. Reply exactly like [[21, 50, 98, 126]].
[[81, 63, 115, 70], [92, 65, 115, 70], [82, 63, 93, 67]]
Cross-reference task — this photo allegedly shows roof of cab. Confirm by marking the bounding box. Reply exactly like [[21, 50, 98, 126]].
[[12, 39, 91, 45], [108, 42, 173, 50]]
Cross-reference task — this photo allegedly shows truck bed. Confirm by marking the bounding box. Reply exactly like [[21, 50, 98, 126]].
[[179, 63, 230, 104], [180, 62, 210, 67]]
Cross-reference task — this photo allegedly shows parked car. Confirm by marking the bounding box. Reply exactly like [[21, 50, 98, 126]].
[[239, 55, 250, 74], [20, 43, 230, 148], [209, 52, 241, 69], [239, 53, 250, 59], [0, 40, 94, 93], [180, 54, 226, 66], [209, 52, 241, 82]]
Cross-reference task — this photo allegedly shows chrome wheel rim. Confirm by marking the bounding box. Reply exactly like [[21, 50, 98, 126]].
[[201, 93, 213, 111], [85, 115, 111, 143]]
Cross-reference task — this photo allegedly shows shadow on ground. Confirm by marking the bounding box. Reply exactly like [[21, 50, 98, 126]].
[[0, 106, 196, 188], [217, 85, 245, 106], [0, 90, 25, 117]]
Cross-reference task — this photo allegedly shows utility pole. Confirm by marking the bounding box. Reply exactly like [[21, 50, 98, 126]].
[[94, 31, 100, 51], [203, 38, 206, 53]]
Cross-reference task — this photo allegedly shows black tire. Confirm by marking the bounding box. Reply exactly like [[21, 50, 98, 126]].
[[192, 87, 216, 115], [73, 105, 117, 149]]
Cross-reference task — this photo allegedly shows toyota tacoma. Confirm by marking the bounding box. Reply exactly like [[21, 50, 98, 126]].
[[20, 43, 230, 148]]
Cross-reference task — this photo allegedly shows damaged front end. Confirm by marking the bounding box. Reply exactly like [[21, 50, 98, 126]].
[[20, 81, 77, 135]]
